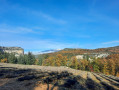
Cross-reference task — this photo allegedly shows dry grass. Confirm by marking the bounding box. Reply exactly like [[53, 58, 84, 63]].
[[0, 63, 119, 90]]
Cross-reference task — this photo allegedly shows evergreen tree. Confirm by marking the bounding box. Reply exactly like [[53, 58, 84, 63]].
[[38, 55, 44, 65], [26, 52, 35, 65], [8, 53, 17, 64], [17, 55, 25, 64]]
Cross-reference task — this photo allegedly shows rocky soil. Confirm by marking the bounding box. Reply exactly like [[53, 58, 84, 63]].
[[0, 63, 119, 90]]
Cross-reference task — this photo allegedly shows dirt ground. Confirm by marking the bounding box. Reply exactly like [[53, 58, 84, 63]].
[[0, 63, 119, 90]]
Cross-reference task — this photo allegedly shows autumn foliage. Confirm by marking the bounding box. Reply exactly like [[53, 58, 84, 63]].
[[1, 50, 119, 77], [42, 54, 68, 66], [1, 58, 8, 63], [42, 54, 119, 77]]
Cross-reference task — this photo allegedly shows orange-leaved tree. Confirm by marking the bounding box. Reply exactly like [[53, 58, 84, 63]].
[[1, 58, 8, 63], [70, 56, 79, 69]]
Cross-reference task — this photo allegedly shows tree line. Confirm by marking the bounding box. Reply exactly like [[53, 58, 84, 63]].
[[0, 51, 119, 77], [42, 54, 119, 77], [0, 52, 35, 65]]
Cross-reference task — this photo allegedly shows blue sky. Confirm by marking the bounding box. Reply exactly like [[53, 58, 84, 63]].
[[0, 0, 119, 52]]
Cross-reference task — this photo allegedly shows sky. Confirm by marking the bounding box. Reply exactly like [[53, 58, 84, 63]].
[[0, 0, 119, 52]]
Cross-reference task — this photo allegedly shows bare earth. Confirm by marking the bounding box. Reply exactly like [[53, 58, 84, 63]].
[[0, 63, 119, 90]]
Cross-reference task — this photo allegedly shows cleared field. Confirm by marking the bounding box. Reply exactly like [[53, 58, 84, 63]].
[[0, 63, 119, 90]]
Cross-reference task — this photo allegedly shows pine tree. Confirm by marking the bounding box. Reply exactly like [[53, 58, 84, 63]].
[[26, 52, 35, 65], [8, 53, 17, 64], [17, 55, 25, 64]]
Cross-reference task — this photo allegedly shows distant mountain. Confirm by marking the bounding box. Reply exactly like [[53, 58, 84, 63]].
[[106, 46, 119, 49], [41, 49, 61, 53], [44, 45, 119, 57], [62, 46, 119, 51], [63, 48, 82, 51], [24, 46, 119, 56], [33, 49, 62, 55]]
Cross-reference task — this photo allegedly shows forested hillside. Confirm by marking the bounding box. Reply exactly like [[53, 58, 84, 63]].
[[0, 46, 119, 77], [47, 46, 119, 57]]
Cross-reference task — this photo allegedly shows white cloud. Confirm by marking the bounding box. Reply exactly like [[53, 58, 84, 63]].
[[0, 1, 66, 24], [34, 11, 67, 24], [102, 41, 119, 44], [90, 10, 119, 26], [0, 24, 42, 34]]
